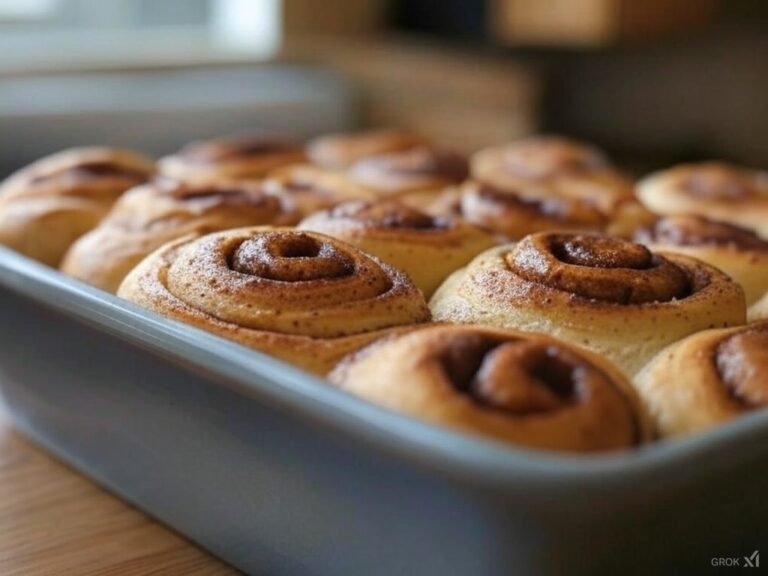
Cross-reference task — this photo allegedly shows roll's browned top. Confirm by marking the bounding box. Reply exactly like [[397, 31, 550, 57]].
[[637, 162, 768, 239], [634, 215, 768, 250], [498, 135, 609, 179], [261, 165, 374, 216], [158, 135, 307, 184], [123, 227, 430, 339], [29, 161, 150, 186], [458, 182, 609, 233], [349, 147, 469, 191], [176, 135, 304, 164], [306, 200, 449, 232], [472, 135, 629, 186], [677, 162, 768, 201], [716, 328, 768, 408], [308, 129, 429, 169], [330, 324, 649, 452], [105, 179, 296, 232], [158, 178, 281, 207], [635, 322, 768, 438], [0, 147, 155, 202]]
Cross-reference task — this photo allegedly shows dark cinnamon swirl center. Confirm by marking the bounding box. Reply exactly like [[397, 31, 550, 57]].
[[440, 335, 587, 414], [717, 330, 768, 408], [231, 232, 353, 281], [553, 235, 652, 268], [508, 233, 691, 304]]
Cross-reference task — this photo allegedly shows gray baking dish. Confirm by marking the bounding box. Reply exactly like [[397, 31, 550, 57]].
[[0, 246, 764, 576]]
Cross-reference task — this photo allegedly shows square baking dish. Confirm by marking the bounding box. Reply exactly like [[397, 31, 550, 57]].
[[0, 246, 764, 576]]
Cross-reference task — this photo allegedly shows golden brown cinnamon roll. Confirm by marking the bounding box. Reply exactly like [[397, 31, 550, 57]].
[[429, 180, 654, 240], [118, 227, 431, 374], [307, 129, 429, 169], [634, 215, 768, 306], [329, 324, 651, 453], [636, 162, 768, 237], [262, 164, 374, 217], [61, 179, 298, 293], [431, 232, 746, 374], [159, 134, 306, 185], [298, 200, 497, 297], [348, 147, 469, 209], [470, 135, 635, 204], [635, 322, 768, 438], [0, 147, 154, 265]]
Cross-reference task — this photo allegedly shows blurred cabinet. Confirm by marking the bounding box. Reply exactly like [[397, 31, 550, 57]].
[[282, 0, 389, 35], [281, 36, 539, 151], [490, 0, 717, 46]]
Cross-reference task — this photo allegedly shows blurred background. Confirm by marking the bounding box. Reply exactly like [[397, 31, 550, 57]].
[[0, 0, 766, 174]]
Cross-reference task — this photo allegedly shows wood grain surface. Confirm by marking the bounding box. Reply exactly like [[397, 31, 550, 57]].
[[0, 404, 237, 576]]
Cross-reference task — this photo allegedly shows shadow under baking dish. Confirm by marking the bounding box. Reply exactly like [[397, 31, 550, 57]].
[[0, 246, 764, 576]]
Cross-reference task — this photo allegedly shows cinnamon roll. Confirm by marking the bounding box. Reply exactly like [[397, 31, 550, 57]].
[[634, 215, 768, 306], [298, 200, 497, 297], [470, 135, 635, 206], [118, 228, 431, 374], [348, 147, 469, 209], [61, 179, 298, 293], [636, 162, 768, 238], [429, 180, 654, 240], [431, 232, 746, 374], [159, 134, 306, 185], [307, 128, 429, 169], [0, 147, 154, 265], [635, 322, 768, 438], [262, 164, 374, 217], [329, 324, 651, 453]]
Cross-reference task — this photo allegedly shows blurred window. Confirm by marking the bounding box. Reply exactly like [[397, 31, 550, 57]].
[[0, 0, 281, 73]]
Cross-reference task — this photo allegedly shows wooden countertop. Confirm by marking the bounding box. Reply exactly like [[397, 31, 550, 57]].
[[0, 405, 237, 575]]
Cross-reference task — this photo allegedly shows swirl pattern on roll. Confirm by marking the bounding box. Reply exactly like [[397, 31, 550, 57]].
[[636, 162, 768, 238], [0, 147, 155, 265], [636, 322, 768, 437], [262, 164, 374, 217], [510, 233, 691, 304], [330, 324, 651, 452], [430, 232, 746, 374], [470, 136, 635, 207], [118, 227, 431, 374], [348, 147, 469, 209], [432, 180, 655, 240], [61, 178, 298, 292], [634, 215, 768, 306], [159, 134, 306, 185], [299, 200, 497, 297], [308, 129, 429, 169]]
